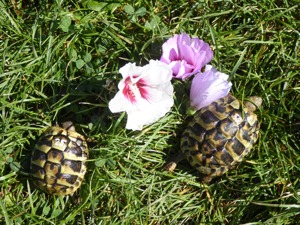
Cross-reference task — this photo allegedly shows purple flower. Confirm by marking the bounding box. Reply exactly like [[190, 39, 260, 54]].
[[190, 65, 232, 110], [160, 33, 213, 80]]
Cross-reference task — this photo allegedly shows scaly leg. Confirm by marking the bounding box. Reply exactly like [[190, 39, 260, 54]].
[[164, 150, 186, 172]]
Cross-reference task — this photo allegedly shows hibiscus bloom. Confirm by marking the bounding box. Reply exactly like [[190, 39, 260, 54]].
[[160, 33, 213, 80], [190, 65, 232, 110], [109, 60, 174, 130]]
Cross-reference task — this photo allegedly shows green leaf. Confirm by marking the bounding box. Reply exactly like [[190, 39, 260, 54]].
[[5, 147, 13, 154], [76, 59, 85, 69], [87, 0, 107, 11], [145, 15, 161, 30], [107, 3, 121, 13], [6, 157, 13, 163], [59, 16, 71, 32], [68, 48, 77, 60], [135, 7, 146, 16], [95, 159, 106, 168], [124, 5, 134, 14], [53, 209, 63, 217], [42, 205, 50, 216], [9, 162, 20, 172], [84, 52, 92, 62]]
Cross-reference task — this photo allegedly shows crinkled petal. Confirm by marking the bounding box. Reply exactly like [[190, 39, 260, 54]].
[[119, 63, 144, 80], [109, 60, 174, 130], [126, 94, 174, 130], [170, 60, 194, 79], [160, 33, 213, 79], [109, 91, 131, 113], [160, 35, 179, 63], [141, 60, 173, 85], [192, 39, 214, 64], [177, 37, 195, 65], [190, 65, 232, 110]]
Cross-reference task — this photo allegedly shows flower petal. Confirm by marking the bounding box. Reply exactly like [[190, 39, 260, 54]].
[[141, 60, 173, 85], [160, 35, 179, 63], [108, 60, 174, 130], [126, 93, 174, 130], [190, 65, 232, 110], [160, 33, 213, 79], [119, 62, 144, 80]]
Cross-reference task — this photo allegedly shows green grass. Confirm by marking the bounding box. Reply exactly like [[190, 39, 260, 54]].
[[0, 0, 299, 224]]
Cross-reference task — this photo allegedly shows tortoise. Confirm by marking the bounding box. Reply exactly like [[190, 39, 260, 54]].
[[30, 121, 88, 195], [165, 94, 262, 182]]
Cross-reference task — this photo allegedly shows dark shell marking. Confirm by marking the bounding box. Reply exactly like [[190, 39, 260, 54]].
[[31, 126, 88, 195], [181, 95, 260, 181]]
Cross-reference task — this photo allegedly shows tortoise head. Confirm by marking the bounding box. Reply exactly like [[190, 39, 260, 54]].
[[244, 96, 262, 112], [61, 121, 76, 131]]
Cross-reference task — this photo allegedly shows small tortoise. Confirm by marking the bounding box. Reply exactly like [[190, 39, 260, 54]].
[[30, 121, 88, 195], [165, 94, 262, 182]]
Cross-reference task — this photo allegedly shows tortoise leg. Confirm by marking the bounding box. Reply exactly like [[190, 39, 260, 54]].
[[201, 175, 213, 183], [164, 150, 186, 172], [200, 166, 230, 183]]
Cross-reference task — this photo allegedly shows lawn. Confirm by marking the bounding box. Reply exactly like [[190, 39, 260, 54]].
[[0, 0, 299, 224]]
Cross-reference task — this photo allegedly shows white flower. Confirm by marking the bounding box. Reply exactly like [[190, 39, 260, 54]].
[[109, 60, 174, 130], [190, 65, 232, 110]]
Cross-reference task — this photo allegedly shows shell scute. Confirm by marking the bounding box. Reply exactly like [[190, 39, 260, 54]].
[[217, 118, 239, 139]]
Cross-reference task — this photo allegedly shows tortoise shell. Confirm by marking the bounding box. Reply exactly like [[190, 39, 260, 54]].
[[30, 122, 88, 195], [166, 94, 261, 182]]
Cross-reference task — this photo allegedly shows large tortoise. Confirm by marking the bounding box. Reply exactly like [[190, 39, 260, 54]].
[[165, 94, 262, 182]]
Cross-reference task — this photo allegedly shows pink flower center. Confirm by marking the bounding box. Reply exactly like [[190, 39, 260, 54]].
[[122, 76, 149, 103]]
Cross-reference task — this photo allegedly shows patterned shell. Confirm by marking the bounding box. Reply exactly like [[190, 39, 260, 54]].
[[181, 94, 260, 182], [30, 124, 88, 195]]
